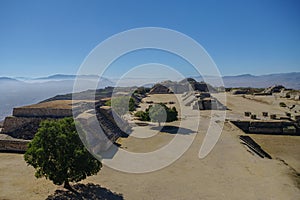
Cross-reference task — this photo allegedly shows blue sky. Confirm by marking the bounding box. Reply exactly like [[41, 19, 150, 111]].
[[0, 0, 299, 78]]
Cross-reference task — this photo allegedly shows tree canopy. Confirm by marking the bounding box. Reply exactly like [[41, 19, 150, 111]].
[[149, 104, 167, 126], [105, 96, 136, 116], [24, 117, 102, 190], [135, 103, 178, 126]]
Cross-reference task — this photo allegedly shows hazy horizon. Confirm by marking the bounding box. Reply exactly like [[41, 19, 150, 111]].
[[1, 71, 300, 80]]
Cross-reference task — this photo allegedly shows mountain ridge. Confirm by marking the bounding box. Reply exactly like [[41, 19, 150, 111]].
[[190, 72, 300, 89], [1, 71, 299, 88]]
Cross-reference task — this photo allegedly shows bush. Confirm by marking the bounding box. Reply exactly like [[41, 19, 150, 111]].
[[135, 103, 178, 126], [279, 102, 287, 107], [167, 106, 178, 122], [105, 96, 136, 116], [134, 110, 150, 121]]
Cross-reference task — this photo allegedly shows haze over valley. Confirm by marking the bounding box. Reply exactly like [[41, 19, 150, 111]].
[[1, 72, 300, 121]]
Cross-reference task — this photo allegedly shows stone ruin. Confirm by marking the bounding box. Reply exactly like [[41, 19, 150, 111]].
[[231, 89, 248, 95], [231, 120, 300, 135], [0, 138, 29, 153], [182, 92, 226, 110], [263, 85, 285, 94], [253, 85, 286, 96], [237, 108, 300, 135], [280, 90, 300, 100], [0, 99, 130, 152], [149, 78, 217, 94], [148, 84, 173, 94], [1, 100, 73, 140]]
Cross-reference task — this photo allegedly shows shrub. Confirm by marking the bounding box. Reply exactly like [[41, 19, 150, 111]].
[[279, 102, 287, 107], [135, 103, 178, 126], [106, 96, 136, 116]]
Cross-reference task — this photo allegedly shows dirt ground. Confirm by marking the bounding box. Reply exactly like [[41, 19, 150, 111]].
[[0, 93, 300, 200]]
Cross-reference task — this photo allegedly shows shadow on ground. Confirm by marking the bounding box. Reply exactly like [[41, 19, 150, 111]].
[[151, 125, 195, 135], [46, 183, 124, 200]]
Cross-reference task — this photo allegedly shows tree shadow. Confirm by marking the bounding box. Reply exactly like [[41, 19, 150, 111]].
[[150, 125, 195, 135], [46, 183, 124, 200]]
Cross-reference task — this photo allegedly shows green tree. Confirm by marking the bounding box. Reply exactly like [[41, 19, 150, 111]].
[[167, 107, 178, 122], [149, 104, 167, 127], [24, 118, 102, 190], [134, 110, 150, 121], [106, 96, 136, 116], [128, 97, 136, 111], [134, 104, 178, 126]]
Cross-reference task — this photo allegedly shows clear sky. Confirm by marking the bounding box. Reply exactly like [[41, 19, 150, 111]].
[[0, 0, 299, 78]]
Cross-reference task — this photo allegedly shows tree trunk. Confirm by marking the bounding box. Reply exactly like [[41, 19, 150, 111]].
[[158, 122, 161, 127], [64, 180, 72, 191]]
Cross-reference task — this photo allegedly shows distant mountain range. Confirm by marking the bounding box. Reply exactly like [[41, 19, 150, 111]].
[[0, 77, 21, 82], [0, 74, 114, 121], [193, 72, 300, 89], [0, 72, 299, 121], [223, 72, 300, 89], [2, 72, 299, 89], [35, 74, 101, 80]]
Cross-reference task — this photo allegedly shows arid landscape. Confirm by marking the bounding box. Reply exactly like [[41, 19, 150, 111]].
[[1, 1, 300, 199], [1, 88, 299, 200]]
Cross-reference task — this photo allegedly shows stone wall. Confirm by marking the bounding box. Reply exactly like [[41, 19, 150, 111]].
[[1, 105, 73, 140], [231, 120, 300, 135], [96, 106, 131, 139], [168, 84, 190, 94], [13, 107, 72, 118], [2, 116, 44, 139], [75, 106, 130, 153], [2, 116, 38, 133], [0, 139, 29, 152], [248, 127, 282, 134], [190, 98, 226, 110], [231, 121, 250, 132], [149, 84, 173, 94], [1, 99, 129, 148]]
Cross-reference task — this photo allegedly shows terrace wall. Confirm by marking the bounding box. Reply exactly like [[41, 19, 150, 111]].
[[0, 139, 29, 152], [2, 116, 43, 139], [13, 107, 72, 118], [231, 120, 300, 135]]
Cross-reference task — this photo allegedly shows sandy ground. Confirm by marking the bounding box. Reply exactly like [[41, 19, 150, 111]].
[[221, 93, 300, 172], [251, 134, 300, 172], [0, 93, 300, 200]]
